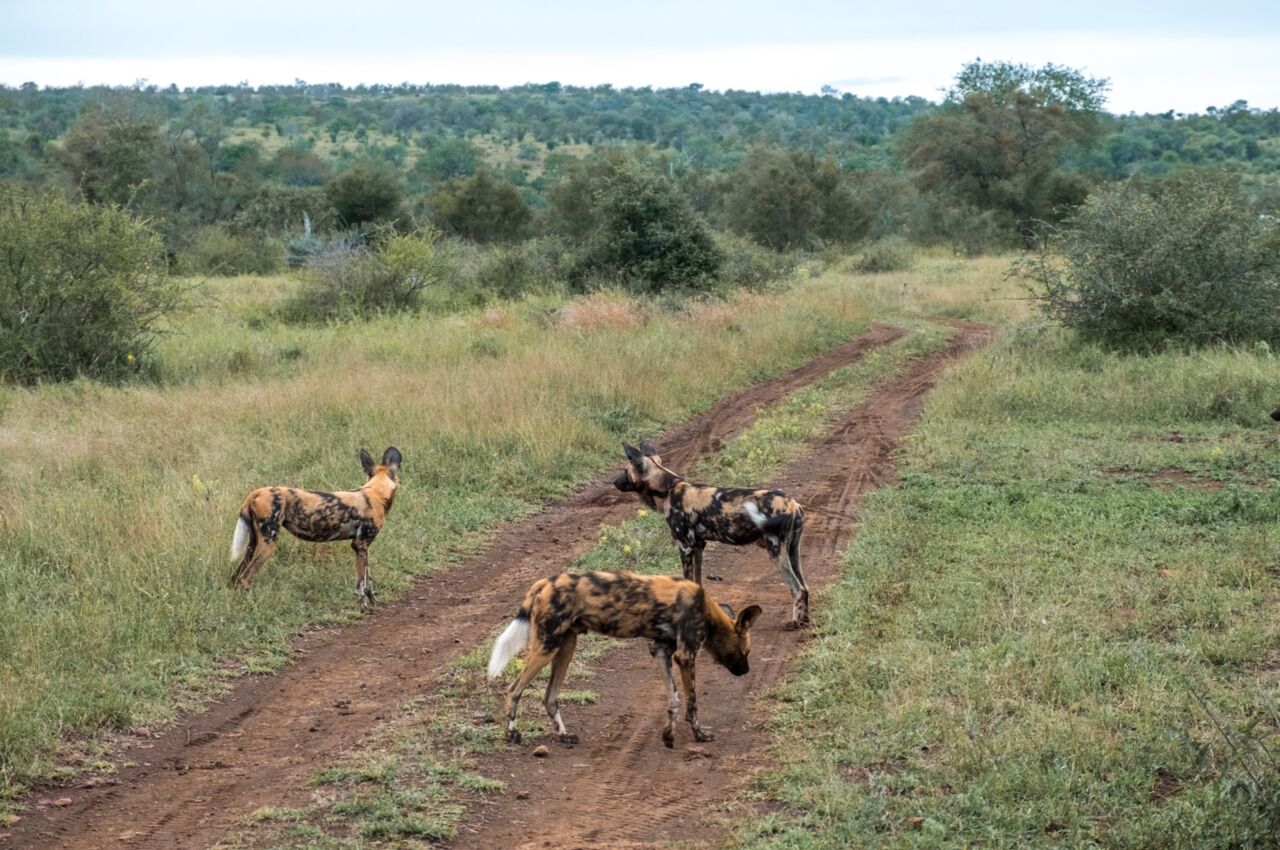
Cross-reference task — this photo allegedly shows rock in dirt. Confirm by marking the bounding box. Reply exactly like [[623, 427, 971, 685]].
[[532, 744, 549, 758]]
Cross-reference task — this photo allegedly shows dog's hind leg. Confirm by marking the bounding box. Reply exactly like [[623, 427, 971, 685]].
[[765, 532, 807, 628], [659, 647, 680, 747], [543, 632, 579, 743], [786, 524, 810, 625], [504, 643, 558, 743]]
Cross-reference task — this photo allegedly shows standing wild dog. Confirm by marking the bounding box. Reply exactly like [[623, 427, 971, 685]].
[[228, 447, 402, 611], [614, 441, 810, 627], [487, 570, 762, 747]]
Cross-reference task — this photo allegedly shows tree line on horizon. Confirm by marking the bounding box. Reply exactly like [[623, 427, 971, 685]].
[[1, 63, 1278, 269]]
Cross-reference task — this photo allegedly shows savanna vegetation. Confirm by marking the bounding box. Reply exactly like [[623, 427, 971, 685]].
[[2, 54, 1280, 849]]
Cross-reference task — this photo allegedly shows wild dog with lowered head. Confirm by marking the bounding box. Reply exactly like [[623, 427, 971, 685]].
[[614, 441, 810, 627], [228, 447, 401, 611], [487, 570, 762, 748]]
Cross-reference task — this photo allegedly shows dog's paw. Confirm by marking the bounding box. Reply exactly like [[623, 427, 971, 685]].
[[706, 573, 724, 582], [558, 733, 580, 745], [506, 728, 523, 744]]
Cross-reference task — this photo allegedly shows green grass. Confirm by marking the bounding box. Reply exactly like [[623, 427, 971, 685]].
[[256, 318, 960, 845], [230, 697, 493, 849], [0, 267, 902, 794], [732, 329, 1280, 849]]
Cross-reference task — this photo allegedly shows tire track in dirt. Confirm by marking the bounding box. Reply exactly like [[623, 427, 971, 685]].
[[447, 320, 993, 850], [2, 324, 909, 850]]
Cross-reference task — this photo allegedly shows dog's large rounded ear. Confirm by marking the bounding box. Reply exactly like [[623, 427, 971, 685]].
[[718, 601, 737, 621], [381, 447, 402, 469], [359, 448, 376, 478], [639, 439, 658, 456], [622, 442, 644, 465], [735, 605, 763, 633]]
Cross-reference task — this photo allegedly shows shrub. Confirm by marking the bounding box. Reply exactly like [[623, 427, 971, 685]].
[[1026, 173, 1280, 351], [325, 165, 405, 228], [552, 153, 722, 293], [726, 147, 871, 250], [0, 184, 183, 383], [178, 225, 282, 276], [280, 227, 453, 322], [429, 170, 532, 243], [472, 238, 569, 299], [851, 238, 915, 274], [714, 233, 798, 290]]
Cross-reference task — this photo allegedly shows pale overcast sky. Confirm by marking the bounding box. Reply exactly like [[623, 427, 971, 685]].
[[1, 1, 1278, 114]]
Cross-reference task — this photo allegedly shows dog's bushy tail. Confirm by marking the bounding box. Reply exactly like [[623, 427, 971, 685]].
[[230, 513, 251, 561], [487, 608, 531, 679], [742, 501, 800, 537]]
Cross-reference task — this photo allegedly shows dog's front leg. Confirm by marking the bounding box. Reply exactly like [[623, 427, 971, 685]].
[[351, 538, 374, 611], [675, 651, 713, 742]]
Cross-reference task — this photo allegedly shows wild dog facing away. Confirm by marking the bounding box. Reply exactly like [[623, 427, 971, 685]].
[[228, 447, 402, 611], [614, 440, 810, 627], [488, 570, 762, 748]]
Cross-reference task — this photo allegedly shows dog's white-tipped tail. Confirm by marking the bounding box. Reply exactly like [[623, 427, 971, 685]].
[[741, 501, 767, 528], [230, 517, 250, 561], [488, 614, 531, 679]]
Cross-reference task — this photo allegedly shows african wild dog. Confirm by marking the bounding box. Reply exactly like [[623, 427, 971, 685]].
[[228, 447, 401, 611], [487, 570, 761, 748], [614, 441, 810, 627], [1272, 407, 1280, 422]]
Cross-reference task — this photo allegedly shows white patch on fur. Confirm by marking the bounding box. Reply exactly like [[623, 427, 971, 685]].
[[230, 517, 250, 560], [487, 615, 530, 679], [741, 502, 767, 528]]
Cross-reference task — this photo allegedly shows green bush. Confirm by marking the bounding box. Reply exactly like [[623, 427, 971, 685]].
[[851, 238, 915, 274], [325, 165, 405, 228], [280, 227, 453, 322], [1028, 173, 1280, 351], [429, 170, 532, 243], [714, 233, 798, 289], [0, 184, 184, 384], [554, 153, 723, 293], [178, 226, 282, 276], [472, 238, 569, 299], [726, 147, 871, 250]]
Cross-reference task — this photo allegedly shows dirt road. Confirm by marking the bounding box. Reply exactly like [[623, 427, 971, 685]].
[[449, 320, 992, 850], [5, 322, 981, 850]]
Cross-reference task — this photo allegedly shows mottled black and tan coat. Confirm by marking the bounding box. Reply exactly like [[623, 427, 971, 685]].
[[614, 441, 810, 627], [487, 570, 761, 748], [228, 447, 401, 610]]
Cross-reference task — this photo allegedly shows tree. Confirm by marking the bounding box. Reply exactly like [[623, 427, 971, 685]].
[[62, 113, 163, 207], [1026, 172, 1280, 351], [429, 170, 531, 242], [550, 152, 722, 291], [0, 183, 184, 383], [413, 136, 481, 183], [325, 165, 404, 228], [726, 147, 871, 250], [897, 60, 1108, 243]]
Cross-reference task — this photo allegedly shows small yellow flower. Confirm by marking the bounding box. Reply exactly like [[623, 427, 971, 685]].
[[622, 545, 632, 555], [636, 509, 649, 518], [126, 353, 135, 362], [1211, 446, 1224, 459]]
